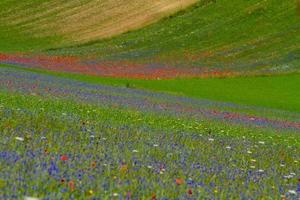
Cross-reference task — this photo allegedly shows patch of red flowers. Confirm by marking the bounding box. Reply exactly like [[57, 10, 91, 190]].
[[60, 155, 69, 161], [0, 53, 241, 80], [187, 189, 193, 196], [68, 180, 75, 191], [175, 178, 185, 185], [151, 193, 157, 200]]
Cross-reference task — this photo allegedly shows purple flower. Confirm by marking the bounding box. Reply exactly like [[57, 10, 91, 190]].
[[48, 161, 59, 176]]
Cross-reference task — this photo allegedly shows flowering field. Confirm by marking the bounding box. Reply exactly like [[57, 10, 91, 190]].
[[0, 53, 240, 79], [0, 0, 299, 199], [0, 66, 299, 199]]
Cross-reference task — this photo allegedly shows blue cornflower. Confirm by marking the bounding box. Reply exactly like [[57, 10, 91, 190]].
[[48, 161, 59, 176]]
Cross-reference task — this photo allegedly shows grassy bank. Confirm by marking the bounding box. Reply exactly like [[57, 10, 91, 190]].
[[1, 63, 299, 113]]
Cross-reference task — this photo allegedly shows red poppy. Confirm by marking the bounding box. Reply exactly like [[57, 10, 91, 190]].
[[151, 193, 157, 200], [188, 189, 193, 196], [68, 180, 75, 191], [175, 178, 184, 185], [126, 192, 132, 199], [60, 155, 68, 161]]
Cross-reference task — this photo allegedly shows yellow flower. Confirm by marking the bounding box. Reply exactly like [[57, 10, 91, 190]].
[[120, 165, 128, 173], [86, 190, 93, 196]]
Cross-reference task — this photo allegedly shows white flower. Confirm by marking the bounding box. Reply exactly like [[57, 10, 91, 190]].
[[208, 138, 214, 141], [112, 193, 119, 197], [290, 172, 296, 176], [283, 175, 293, 179], [258, 169, 264, 173], [90, 135, 95, 138], [41, 136, 47, 140], [24, 197, 39, 200], [280, 164, 285, 167], [225, 146, 231, 149], [132, 150, 139, 153], [247, 150, 252, 154], [153, 144, 159, 147], [258, 141, 265, 145], [147, 165, 153, 169], [15, 137, 24, 141], [288, 190, 297, 195]]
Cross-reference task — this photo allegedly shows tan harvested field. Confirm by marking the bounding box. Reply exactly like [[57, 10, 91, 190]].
[[1, 0, 197, 45]]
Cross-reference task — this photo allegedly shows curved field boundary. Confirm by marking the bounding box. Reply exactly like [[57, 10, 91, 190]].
[[0, 0, 197, 45], [1, 66, 300, 132], [0, 53, 277, 79]]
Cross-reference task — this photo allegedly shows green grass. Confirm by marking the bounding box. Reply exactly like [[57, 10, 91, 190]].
[[0, 0, 64, 51], [0, 25, 60, 52], [1, 0, 299, 78], [49, 0, 300, 72], [1, 63, 300, 113], [0, 0, 197, 52], [1, 0, 299, 73]]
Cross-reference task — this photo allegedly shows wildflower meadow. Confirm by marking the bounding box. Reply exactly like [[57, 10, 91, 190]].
[[0, 0, 299, 199]]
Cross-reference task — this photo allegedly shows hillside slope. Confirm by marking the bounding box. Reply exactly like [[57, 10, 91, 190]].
[[0, 0, 299, 77], [0, 0, 197, 52], [50, 0, 300, 74]]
